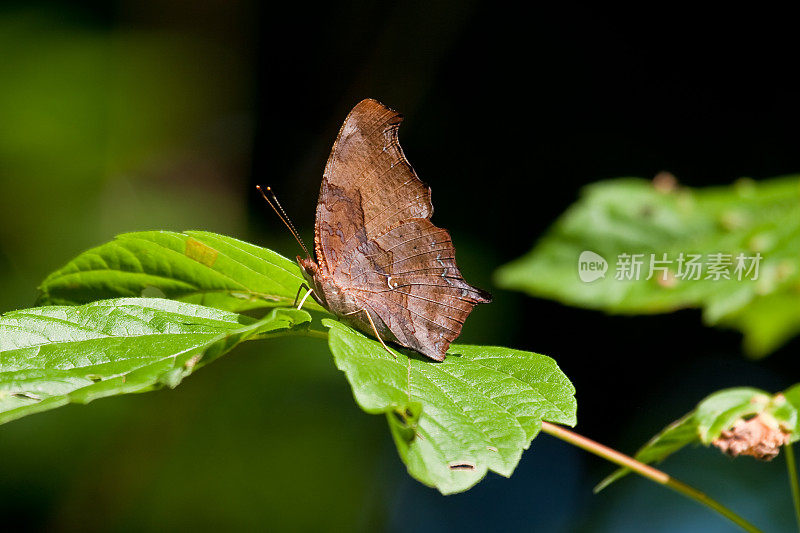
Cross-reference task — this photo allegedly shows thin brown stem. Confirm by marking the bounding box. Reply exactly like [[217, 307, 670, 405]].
[[540, 421, 762, 533]]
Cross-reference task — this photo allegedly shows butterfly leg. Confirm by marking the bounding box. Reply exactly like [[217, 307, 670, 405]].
[[342, 307, 396, 359], [362, 309, 397, 359], [293, 283, 313, 310]]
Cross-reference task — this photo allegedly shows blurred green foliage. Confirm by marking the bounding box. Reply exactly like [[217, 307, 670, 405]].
[[495, 175, 800, 357], [596, 385, 800, 492], [0, 7, 396, 531], [0, 8, 249, 309]]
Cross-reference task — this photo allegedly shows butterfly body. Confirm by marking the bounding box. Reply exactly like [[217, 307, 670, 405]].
[[299, 99, 491, 361]]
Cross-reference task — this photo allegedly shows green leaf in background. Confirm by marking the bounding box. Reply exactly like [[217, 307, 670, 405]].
[[495, 175, 800, 357], [0, 298, 311, 425], [37, 230, 326, 313], [0, 11, 252, 309], [596, 386, 798, 492], [324, 318, 577, 494], [593, 414, 697, 493]]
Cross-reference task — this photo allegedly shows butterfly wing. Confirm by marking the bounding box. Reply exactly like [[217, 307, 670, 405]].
[[314, 99, 432, 268], [315, 99, 490, 361], [336, 218, 491, 360]]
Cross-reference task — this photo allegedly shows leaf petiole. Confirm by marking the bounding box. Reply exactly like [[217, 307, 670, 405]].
[[540, 421, 762, 533]]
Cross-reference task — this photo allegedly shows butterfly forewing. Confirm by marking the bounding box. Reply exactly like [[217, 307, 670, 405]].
[[316, 100, 431, 265]]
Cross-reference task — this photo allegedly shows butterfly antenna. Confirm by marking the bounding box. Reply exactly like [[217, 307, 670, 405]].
[[256, 185, 311, 258]]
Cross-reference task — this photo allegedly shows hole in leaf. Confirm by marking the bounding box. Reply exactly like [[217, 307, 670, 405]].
[[13, 392, 42, 401]]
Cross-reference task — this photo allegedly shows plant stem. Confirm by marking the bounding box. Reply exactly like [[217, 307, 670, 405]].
[[540, 421, 762, 533], [785, 443, 800, 532]]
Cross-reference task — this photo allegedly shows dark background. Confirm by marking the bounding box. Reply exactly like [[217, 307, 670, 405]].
[[1, 1, 798, 531]]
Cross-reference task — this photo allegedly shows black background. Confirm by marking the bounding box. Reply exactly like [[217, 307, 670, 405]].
[[253, 0, 800, 441]]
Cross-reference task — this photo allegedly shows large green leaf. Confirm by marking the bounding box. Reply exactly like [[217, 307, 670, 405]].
[[0, 298, 311, 425], [595, 386, 798, 492], [324, 318, 577, 494], [36, 230, 326, 313], [495, 175, 800, 357]]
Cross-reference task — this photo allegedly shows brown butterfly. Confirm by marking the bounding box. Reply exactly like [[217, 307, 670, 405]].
[[262, 99, 490, 361]]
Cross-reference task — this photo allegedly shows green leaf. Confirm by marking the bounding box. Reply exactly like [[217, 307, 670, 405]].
[[596, 386, 798, 491], [323, 318, 576, 494], [37, 230, 326, 313], [782, 383, 800, 442], [0, 298, 311, 425], [495, 175, 800, 357], [594, 413, 697, 493], [693, 387, 771, 443]]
